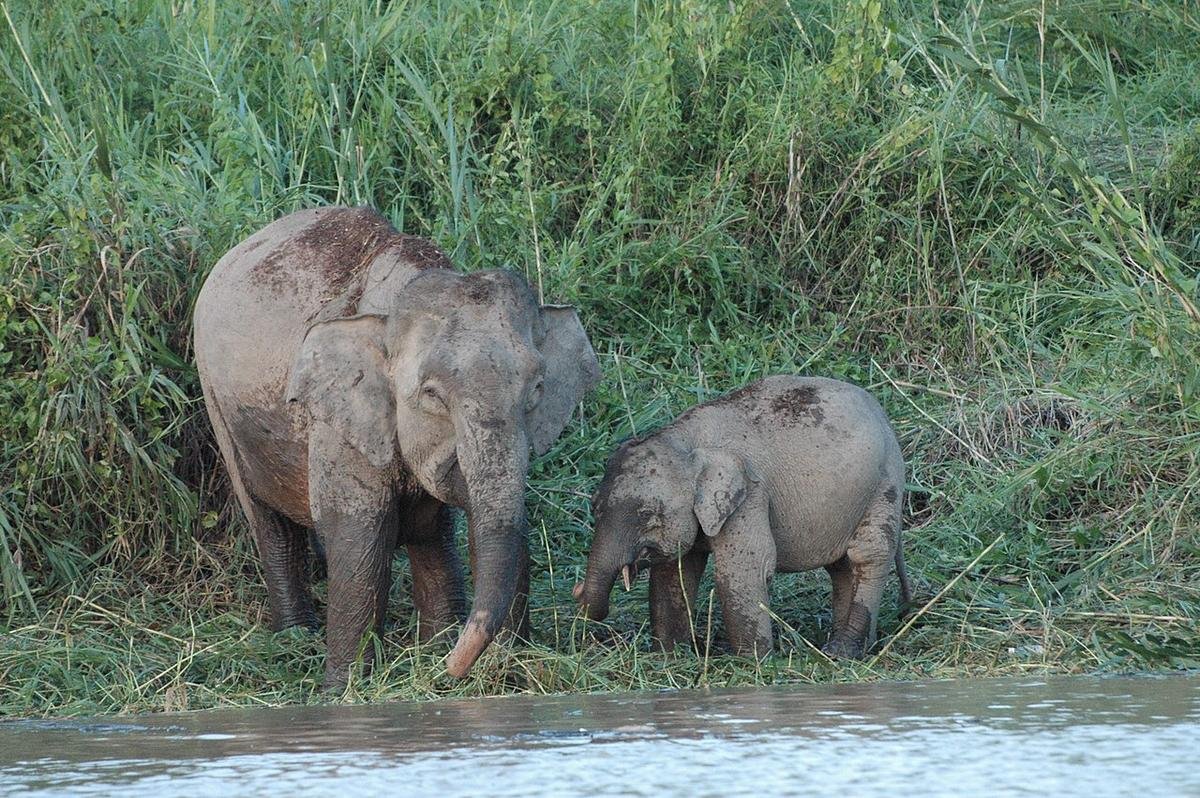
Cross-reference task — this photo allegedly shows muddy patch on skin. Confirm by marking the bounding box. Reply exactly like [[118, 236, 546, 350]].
[[592, 456, 662, 526], [253, 208, 381, 287], [596, 437, 657, 484], [455, 272, 539, 323], [297, 207, 398, 284], [675, 383, 762, 427], [678, 382, 825, 428], [392, 235, 453, 271], [596, 496, 660, 532], [882, 486, 898, 503], [704, 383, 760, 410], [592, 443, 669, 544], [252, 208, 450, 306], [461, 277, 498, 304], [770, 386, 825, 425]]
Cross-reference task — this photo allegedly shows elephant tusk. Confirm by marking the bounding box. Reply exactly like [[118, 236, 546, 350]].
[[621, 564, 633, 592]]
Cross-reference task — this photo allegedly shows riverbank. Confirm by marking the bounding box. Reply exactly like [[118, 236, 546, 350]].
[[2, 0, 1198, 716]]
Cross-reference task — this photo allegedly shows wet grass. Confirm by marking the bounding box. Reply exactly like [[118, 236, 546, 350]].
[[1, 0, 1199, 717]]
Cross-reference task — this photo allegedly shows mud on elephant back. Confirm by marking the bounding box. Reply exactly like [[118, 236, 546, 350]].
[[193, 206, 600, 688]]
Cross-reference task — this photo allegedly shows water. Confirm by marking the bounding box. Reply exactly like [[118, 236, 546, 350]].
[[2, 674, 1197, 797]]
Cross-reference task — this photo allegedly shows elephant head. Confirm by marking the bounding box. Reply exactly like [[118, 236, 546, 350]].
[[574, 436, 751, 619], [287, 268, 599, 677]]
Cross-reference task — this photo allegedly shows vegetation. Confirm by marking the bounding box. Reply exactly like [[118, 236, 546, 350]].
[[1, 0, 1198, 717]]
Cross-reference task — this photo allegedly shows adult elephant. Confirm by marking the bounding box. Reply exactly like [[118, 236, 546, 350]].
[[193, 206, 599, 687]]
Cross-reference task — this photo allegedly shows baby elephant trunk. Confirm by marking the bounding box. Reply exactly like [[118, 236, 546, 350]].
[[574, 535, 633, 621]]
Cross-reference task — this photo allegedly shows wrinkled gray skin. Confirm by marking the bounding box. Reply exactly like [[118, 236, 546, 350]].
[[574, 376, 912, 658], [194, 207, 599, 687]]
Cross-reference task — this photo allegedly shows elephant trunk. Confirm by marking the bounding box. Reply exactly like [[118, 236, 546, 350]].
[[574, 530, 630, 621], [444, 409, 530, 679]]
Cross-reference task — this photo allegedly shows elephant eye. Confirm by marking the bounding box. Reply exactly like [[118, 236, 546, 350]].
[[525, 376, 545, 412], [418, 382, 449, 415]]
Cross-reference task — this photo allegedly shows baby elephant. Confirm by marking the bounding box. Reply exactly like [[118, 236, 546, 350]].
[[573, 375, 912, 658]]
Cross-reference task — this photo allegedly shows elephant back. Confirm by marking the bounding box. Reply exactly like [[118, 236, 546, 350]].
[[194, 206, 448, 402]]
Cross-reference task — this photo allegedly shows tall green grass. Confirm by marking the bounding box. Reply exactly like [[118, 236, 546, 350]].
[[1, 0, 1198, 716]]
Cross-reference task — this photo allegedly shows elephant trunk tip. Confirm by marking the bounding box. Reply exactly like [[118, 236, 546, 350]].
[[574, 577, 612, 622], [445, 613, 493, 679]]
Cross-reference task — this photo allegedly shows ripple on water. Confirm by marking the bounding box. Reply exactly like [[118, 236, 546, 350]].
[[1, 674, 1198, 797]]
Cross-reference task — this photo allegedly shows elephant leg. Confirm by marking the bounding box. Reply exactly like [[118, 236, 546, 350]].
[[308, 528, 328, 582], [649, 549, 708, 653], [507, 545, 531, 640], [309, 425, 397, 690], [825, 555, 854, 637], [821, 494, 897, 659], [246, 498, 317, 631], [708, 480, 775, 657], [321, 506, 397, 689], [714, 566, 773, 656], [404, 502, 466, 642], [202, 388, 314, 630]]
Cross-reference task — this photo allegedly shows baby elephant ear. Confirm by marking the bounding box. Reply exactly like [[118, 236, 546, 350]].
[[528, 305, 601, 456], [286, 314, 396, 469], [692, 448, 754, 537]]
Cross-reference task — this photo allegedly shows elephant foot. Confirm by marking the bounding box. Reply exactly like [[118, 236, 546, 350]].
[[653, 637, 700, 656], [821, 636, 865, 660], [322, 667, 348, 693], [323, 657, 368, 693], [271, 609, 320, 633]]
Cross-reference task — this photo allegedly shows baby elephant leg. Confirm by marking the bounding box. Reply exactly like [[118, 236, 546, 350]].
[[716, 565, 774, 656], [704, 476, 776, 656], [822, 487, 902, 659], [712, 522, 777, 656], [650, 549, 709, 652]]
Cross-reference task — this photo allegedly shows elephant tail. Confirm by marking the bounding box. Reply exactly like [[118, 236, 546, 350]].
[[894, 538, 914, 608]]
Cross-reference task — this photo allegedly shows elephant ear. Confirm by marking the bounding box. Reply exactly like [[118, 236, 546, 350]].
[[286, 314, 396, 469], [692, 448, 755, 538], [528, 305, 600, 456]]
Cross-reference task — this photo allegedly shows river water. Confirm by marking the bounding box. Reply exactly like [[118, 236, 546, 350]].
[[1, 674, 1196, 796]]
